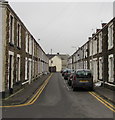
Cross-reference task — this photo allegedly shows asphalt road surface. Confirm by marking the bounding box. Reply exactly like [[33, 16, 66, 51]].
[[2, 73, 114, 118]]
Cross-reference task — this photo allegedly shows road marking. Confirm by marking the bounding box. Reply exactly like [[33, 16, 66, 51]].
[[29, 80, 48, 105], [3, 88, 24, 101], [60, 74, 115, 112], [0, 73, 53, 108], [63, 79, 70, 91], [89, 92, 115, 112], [28, 75, 52, 105], [91, 92, 115, 109]]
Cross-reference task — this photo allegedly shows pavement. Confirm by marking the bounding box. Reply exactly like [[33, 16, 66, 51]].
[[1, 73, 115, 106], [2, 73, 50, 106]]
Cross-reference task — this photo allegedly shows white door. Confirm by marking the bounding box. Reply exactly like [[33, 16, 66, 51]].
[[93, 60, 97, 82]]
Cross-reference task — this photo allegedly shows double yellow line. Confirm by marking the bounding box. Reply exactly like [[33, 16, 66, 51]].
[[0, 73, 53, 108], [89, 91, 115, 112]]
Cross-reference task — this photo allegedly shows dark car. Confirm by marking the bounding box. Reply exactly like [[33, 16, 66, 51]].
[[62, 69, 68, 76], [63, 69, 72, 80], [72, 69, 94, 91], [67, 70, 75, 86]]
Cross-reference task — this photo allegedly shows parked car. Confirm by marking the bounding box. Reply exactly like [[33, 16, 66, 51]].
[[71, 69, 94, 91], [64, 69, 74, 80], [67, 70, 75, 86], [62, 69, 68, 76]]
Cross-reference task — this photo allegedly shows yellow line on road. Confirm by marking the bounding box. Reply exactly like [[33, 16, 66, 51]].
[[29, 80, 48, 105], [27, 82, 46, 104], [27, 74, 52, 104], [89, 92, 115, 112], [91, 92, 115, 109], [0, 73, 53, 108]]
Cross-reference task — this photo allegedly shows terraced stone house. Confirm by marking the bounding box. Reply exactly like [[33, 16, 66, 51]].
[[0, 1, 49, 97], [68, 18, 115, 90]]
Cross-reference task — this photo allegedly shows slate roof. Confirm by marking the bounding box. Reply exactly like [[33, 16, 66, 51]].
[[46, 54, 69, 60]]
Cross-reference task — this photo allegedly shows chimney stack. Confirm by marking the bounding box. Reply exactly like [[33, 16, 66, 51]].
[[102, 23, 107, 28], [88, 37, 92, 40], [96, 29, 101, 33], [92, 33, 95, 37]]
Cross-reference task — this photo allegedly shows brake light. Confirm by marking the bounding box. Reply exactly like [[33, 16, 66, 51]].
[[73, 76, 76, 81]]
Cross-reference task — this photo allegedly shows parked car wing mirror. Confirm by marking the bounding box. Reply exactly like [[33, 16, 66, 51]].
[[76, 74, 79, 78]]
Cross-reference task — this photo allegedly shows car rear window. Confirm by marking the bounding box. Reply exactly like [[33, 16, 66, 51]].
[[76, 70, 92, 78], [68, 70, 72, 73]]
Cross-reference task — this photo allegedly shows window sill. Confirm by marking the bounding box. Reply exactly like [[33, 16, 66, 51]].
[[108, 46, 113, 50]]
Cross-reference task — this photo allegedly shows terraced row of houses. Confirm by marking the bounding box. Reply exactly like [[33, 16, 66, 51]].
[[0, 1, 49, 97], [68, 18, 115, 90]]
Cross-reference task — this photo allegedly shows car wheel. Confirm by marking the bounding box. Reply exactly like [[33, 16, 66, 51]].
[[73, 87, 76, 91], [68, 81, 70, 86], [69, 81, 72, 86], [89, 87, 94, 91]]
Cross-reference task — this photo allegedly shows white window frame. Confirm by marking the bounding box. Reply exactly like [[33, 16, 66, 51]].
[[8, 51, 14, 89], [84, 44, 88, 58], [29, 35, 32, 55], [108, 23, 113, 50], [93, 39, 97, 55], [93, 58, 97, 82], [29, 58, 32, 84], [16, 54, 21, 82], [9, 13, 14, 44], [17, 22, 21, 48], [32, 60, 35, 78], [25, 57, 28, 80], [99, 32, 102, 53], [25, 32, 29, 53], [90, 60, 93, 71], [84, 61, 87, 69], [108, 54, 114, 82], [90, 40, 93, 56], [99, 57, 102, 80], [33, 40, 35, 56]]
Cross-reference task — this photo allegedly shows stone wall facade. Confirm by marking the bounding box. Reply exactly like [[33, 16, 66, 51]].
[[0, 1, 49, 97], [68, 18, 115, 90]]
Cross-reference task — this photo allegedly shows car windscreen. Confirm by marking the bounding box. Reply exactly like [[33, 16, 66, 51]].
[[76, 70, 92, 78]]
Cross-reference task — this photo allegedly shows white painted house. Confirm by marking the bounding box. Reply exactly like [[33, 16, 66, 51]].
[[49, 56, 62, 72], [47, 54, 69, 72]]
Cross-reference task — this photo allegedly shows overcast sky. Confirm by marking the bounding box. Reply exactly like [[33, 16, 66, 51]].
[[8, 0, 114, 55]]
